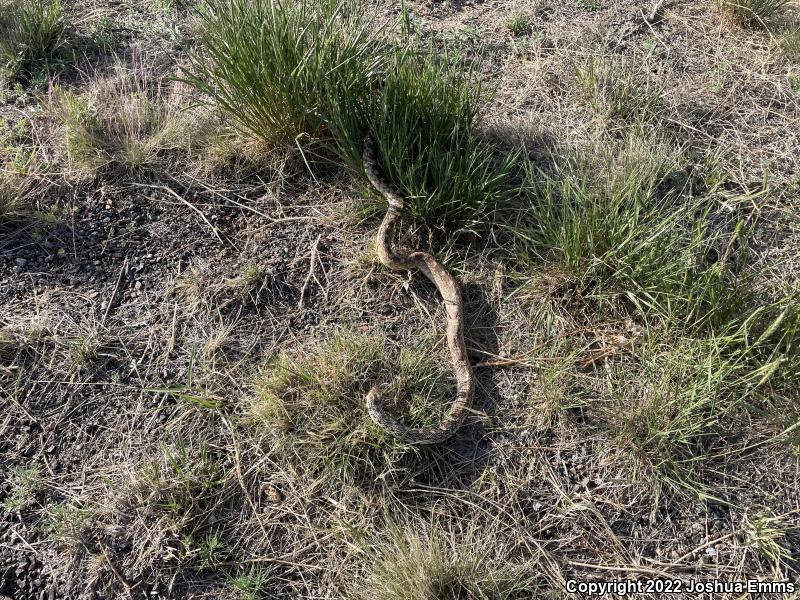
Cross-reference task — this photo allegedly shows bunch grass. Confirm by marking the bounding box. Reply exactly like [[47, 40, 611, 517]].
[[185, 0, 512, 229], [0, 0, 65, 81], [251, 329, 453, 489]]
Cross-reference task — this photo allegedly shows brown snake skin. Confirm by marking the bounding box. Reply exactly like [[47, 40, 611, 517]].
[[362, 136, 474, 445]]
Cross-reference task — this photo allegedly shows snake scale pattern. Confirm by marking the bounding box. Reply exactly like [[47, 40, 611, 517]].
[[362, 136, 475, 445]]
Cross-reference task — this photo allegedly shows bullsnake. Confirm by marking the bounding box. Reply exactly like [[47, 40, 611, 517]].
[[362, 136, 474, 445]]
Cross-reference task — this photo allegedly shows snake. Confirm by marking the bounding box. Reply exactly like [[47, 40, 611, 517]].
[[362, 136, 475, 445]]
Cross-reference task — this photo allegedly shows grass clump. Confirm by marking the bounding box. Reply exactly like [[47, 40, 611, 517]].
[[230, 565, 273, 600], [370, 48, 514, 228], [55, 62, 204, 174], [718, 0, 792, 26], [516, 136, 749, 330], [0, 174, 22, 222], [186, 0, 510, 229], [515, 133, 800, 495], [505, 12, 532, 36], [361, 528, 527, 600], [777, 21, 800, 60], [185, 0, 379, 152], [252, 329, 453, 487], [0, 0, 65, 81], [45, 502, 91, 544], [2, 465, 41, 513], [573, 57, 662, 125], [607, 318, 799, 495], [743, 510, 793, 570], [606, 335, 742, 494], [139, 439, 227, 529]]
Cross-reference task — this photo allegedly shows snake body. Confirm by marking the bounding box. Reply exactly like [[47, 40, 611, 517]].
[[362, 137, 474, 445]]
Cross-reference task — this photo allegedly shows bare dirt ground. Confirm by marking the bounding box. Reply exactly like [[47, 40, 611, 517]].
[[1, 0, 799, 599]]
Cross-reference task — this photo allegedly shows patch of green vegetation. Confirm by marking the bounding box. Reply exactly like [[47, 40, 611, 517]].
[[578, 0, 602, 12], [57, 88, 163, 173], [2, 465, 41, 513], [778, 25, 800, 61], [370, 48, 515, 228], [185, 0, 511, 229], [718, 0, 791, 27], [185, 0, 379, 152], [197, 532, 225, 571], [66, 332, 103, 367], [239, 263, 266, 290], [0, 175, 22, 222], [518, 135, 756, 332], [0, 116, 35, 176], [528, 341, 587, 430], [139, 438, 227, 530], [0, 0, 66, 82], [360, 528, 528, 600], [790, 73, 800, 93], [515, 132, 800, 495], [87, 16, 125, 52], [449, 25, 481, 45], [0, 328, 17, 359], [505, 12, 532, 37], [230, 565, 273, 600], [573, 57, 662, 125], [607, 334, 742, 494], [743, 510, 793, 568], [251, 329, 452, 488], [45, 502, 91, 543]]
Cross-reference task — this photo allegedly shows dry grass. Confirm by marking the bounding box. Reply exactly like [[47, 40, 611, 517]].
[[54, 57, 216, 176], [361, 526, 530, 600], [0, 174, 22, 222], [1, 1, 800, 598], [718, 0, 793, 27]]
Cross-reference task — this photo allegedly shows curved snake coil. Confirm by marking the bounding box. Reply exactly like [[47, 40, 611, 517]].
[[362, 136, 474, 445]]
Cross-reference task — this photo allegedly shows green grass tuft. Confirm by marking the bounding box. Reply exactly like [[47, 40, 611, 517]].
[[184, 0, 380, 151], [743, 510, 793, 568], [2, 465, 41, 513], [607, 334, 742, 495], [0, 0, 65, 81], [515, 132, 800, 495], [573, 57, 662, 125], [251, 329, 452, 488], [138, 437, 227, 532], [777, 22, 800, 60], [0, 175, 21, 222], [55, 63, 208, 174], [505, 12, 532, 37], [515, 136, 751, 331], [230, 565, 273, 600], [185, 0, 511, 229], [369, 47, 515, 228]]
